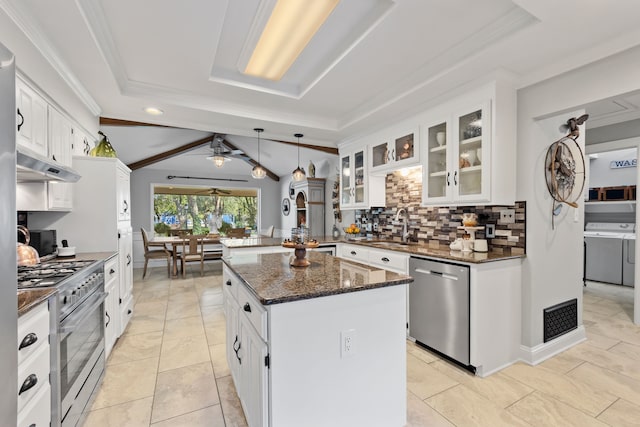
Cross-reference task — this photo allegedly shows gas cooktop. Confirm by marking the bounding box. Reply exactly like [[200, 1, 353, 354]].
[[17, 260, 97, 289]]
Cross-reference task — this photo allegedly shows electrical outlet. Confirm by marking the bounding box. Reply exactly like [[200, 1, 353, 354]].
[[485, 223, 496, 238], [499, 209, 515, 224], [341, 329, 356, 358]]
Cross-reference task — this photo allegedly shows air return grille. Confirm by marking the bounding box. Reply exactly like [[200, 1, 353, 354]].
[[543, 299, 578, 343]]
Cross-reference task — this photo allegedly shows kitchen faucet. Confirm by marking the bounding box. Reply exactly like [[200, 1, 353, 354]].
[[395, 208, 411, 243]]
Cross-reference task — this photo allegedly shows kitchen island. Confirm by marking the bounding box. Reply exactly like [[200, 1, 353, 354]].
[[223, 251, 412, 427]]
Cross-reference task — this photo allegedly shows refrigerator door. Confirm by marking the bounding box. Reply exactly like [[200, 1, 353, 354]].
[[0, 41, 18, 426]]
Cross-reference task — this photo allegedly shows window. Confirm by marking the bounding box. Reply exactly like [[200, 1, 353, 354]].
[[153, 185, 258, 236]]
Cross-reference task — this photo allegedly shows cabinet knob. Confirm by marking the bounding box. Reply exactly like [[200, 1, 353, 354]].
[[126, 254, 132, 266], [105, 311, 111, 328], [19, 374, 37, 395], [123, 200, 128, 213], [446, 172, 450, 186], [16, 108, 24, 131], [454, 171, 458, 186], [381, 257, 390, 262], [19, 332, 38, 350], [243, 302, 252, 313], [350, 250, 357, 256], [226, 280, 232, 286], [109, 268, 116, 275], [128, 309, 132, 315]]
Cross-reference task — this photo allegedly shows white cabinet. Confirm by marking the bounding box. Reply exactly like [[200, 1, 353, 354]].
[[223, 265, 268, 427], [118, 226, 134, 335], [71, 127, 95, 157], [17, 302, 51, 427], [423, 101, 491, 205], [338, 244, 409, 275], [16, 78, 48, 157], [339, 146, 385, 209], [104, 256, 120, 359], [117, 166, 131, 221], [369, 126, 420, 173], [292, 178, 325, 238]]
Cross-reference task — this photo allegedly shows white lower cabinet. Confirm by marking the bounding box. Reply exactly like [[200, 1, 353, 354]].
[[104, 255, 119, 359], [17, 302, 51, 427], [118, 226, 134, 335]]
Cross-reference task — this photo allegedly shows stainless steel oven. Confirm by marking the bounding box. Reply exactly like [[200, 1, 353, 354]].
[[57, 263, 107, 427]]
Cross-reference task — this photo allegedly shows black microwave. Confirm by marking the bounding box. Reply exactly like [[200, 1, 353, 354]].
[[18, 229, 57, 257]]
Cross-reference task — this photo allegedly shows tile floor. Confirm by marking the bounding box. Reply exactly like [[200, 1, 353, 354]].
[[87, 265, 640, 427]]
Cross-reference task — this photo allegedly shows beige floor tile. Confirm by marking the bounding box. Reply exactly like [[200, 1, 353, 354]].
[[501, 363, 617, 416], [407, 353, 458, 399], [134, 300, 168, 317], [426, 384, 531, 426], [137, 288, 170, 303], [539, 352, 585, 374], [159, 333, 211, 372], [167, 291, 199, 304], [151, 361, 220, 423], [608, 341, 640, 362], [583, 299, 624, 317], [85, 397, 153, 427], [565, 342, 640, 382], [216, 375, 248, 427], [597, 398, 640, 426], [150, 404, 226, 427], [507, 391, 609, 427], [199, 289, 224, 307], [406, 391, 454, 427], [92, 357, 159, 409], [431, 360, 533, 408], [165, 298, 202, 320], [209, 343, 230, 378], [205, 325, 226, 346], [108, 330, 163, 366], [163, 315, 205, 341], [124, 313, 166, 336], [586, 315, 640, 346], [567, 362, 640, 407], [202, 305, 226, 325], [585, 330, 621, 350], [406, 341, 439, 363]]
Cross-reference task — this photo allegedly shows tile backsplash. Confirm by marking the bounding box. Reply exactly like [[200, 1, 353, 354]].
[[355, 168, 526, 255]]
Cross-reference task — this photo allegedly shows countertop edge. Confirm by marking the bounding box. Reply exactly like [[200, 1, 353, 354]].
[[18, 288, 57, 316]]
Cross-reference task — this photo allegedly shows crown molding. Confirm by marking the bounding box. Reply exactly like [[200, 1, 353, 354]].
[[0, 0, 101, 115]]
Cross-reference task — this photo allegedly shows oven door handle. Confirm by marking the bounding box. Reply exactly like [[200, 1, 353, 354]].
[[59, 291, 108, 335]]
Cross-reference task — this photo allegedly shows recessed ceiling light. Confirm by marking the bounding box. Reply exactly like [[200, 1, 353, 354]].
[[144, 107, 164, 116]]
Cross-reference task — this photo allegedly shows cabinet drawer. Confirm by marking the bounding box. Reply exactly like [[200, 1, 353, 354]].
[[17, 342, 49, 412], [17, 302, 49, 365], [104, 256, 119, 284], [223, 264, 240, 301], [17, 382, 50, 427], [119, 294, 134, 335], [237, 283, 267, 341], [368, 248, 409, 274], [340, 244, 369, 264]]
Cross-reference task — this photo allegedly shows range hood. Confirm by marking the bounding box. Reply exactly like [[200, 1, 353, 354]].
[[17, 148, 81, 182]]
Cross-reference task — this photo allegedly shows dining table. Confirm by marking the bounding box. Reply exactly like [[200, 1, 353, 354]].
[[150, 234, 223, 277]]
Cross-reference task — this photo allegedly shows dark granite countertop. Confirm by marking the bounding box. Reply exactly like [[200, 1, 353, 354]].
[[18, 288, 56, 316], [221, 236, 523, 264], [223, 251, 412, 305]]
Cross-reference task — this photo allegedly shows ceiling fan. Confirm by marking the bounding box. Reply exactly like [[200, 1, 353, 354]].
[[200, 136, 245, 167], [195, 187, 232, 196]]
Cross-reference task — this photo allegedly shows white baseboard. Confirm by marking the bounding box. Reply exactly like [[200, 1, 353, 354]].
[[518, 326, 586, 366]]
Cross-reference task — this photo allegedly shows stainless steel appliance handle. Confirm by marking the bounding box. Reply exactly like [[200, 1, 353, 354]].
[[60, 291, 108, 334], [414, 268, 458, 281]]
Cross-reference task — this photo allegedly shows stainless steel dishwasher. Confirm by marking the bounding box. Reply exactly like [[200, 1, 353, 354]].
[[409, 257, 471, 368]]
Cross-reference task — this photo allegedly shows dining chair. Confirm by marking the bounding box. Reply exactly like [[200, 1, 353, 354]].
[[263, 225, 274, 237], [179, 234, 206, 278], [140, 227, 171, 279]]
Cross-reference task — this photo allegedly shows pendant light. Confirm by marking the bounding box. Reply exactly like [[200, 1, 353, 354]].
[[292, 133, 306, 181], [251, 128, 267, 179]]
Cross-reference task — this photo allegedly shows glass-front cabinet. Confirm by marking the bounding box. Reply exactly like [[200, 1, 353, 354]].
[[369, 128, 419, 173], [340, 148, 367, 208], [423, 101, 491, 205]]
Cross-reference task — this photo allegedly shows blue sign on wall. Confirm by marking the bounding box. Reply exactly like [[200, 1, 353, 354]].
[[610, 159, 637, 169]]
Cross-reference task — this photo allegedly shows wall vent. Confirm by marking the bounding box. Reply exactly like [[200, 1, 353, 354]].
[[543, 299, 578, 343]]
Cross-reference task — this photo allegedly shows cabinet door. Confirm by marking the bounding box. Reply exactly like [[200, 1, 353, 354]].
[[117, 166, 131, 221], [72, 128, 94, 157], [238, 315, 269, 427], [370, 139, 391, 171], [47, 108, 74, 210], [118, 227, 133, 305], [104, 279, 119, 359], [340, 153, 353, 206], [224, 289, 240, 384], [454, 102, 491, 203], [352, 148, 366, 206], [370, 129, 419, 173], [47, 181, 73, 211], [423, 120, 451, 203], [16, 80, 48, 156]]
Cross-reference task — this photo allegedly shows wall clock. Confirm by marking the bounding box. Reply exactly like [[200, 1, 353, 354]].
[[289, 181, 295, 199], [282, 198, 290, 216]]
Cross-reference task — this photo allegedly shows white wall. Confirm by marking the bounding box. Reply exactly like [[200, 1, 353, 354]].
[[517, 43, 640, 350], [0, 9, 98, 137], [588, 148, 637, 188]]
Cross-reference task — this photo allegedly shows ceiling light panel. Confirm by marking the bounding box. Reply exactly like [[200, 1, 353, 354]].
[[244, 0, 340, 81]]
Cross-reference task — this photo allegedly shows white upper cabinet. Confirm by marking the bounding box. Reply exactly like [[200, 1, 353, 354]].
[[423, 101, 491, 204], [369, 126, 420, 173], [16, 78, 48, 157], [71, 127, 95, 157], [339, 146, 385, 209], [422, 80, 516, 206]]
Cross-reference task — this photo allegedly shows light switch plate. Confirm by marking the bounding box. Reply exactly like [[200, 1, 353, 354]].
[[485, 223, 496, 238]]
